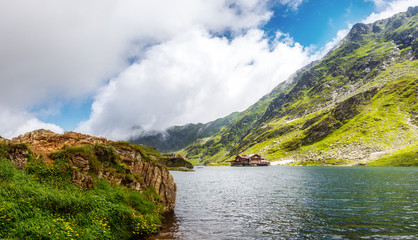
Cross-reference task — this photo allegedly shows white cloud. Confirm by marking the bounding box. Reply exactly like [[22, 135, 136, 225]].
[[363, 0, 418, 23], [317, 27, 352, 58], [0, 106, 63, 139], [0, 0, 273, 138], [277, 0, 305, 10], [366, 0, 389, 10], [77, 28, 317, 140], [0, 0, 273, 110], [78, 0, 418, 140]]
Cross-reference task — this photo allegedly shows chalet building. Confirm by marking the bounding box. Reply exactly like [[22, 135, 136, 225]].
[[228, 154, 270, 166]]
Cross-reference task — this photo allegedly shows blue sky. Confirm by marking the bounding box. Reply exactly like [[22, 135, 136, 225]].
[[0, 0, 416, 139], [265, 0, 376, 47], [33, 99, 94, 131]]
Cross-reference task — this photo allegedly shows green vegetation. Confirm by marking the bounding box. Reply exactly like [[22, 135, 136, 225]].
[[367, 141, 418, 166], [178, 8, 418, 167], [130, 112, 240, 153], [48, 144, 145, 185], [0, 143, 165, 239], [158, 154, 193, 170], [110, 141, 161, 162], [207, 162, 230, 166]]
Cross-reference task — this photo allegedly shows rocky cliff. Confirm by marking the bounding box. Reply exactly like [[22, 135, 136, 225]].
[[8, 129, 176, 212]]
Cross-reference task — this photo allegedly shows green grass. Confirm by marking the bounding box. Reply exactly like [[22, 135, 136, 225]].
[[0, 157, 163, 239], [47, 144, 145, 185], [300, 74, 417, 151], [368, 141, 418, 166], [206, 162, 230, 166], [110, 141, 161, 162], [243, 65, 416, 165]]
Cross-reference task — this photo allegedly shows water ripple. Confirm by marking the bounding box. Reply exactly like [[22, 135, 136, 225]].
[[150, 167, 418, 240]]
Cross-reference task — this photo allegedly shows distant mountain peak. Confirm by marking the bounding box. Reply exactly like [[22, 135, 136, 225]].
[[174, 8, 418, 166]]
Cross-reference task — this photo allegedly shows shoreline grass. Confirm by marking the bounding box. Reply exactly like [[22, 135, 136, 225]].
[[0, 153, 164, 239]]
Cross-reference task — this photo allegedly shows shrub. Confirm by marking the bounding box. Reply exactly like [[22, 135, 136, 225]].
[[0, 170, 163, 239], [0, 158, 16, 181], [0, 142, 165, 239], [93, 144, 119, 164]]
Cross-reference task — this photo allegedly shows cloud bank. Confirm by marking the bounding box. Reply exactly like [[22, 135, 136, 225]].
[[0, 0, 417, 139], [77, 29, 317, 139], [364, 0, 418, 23], [0, 0, 273, 138], [0, 107, 63, 139]]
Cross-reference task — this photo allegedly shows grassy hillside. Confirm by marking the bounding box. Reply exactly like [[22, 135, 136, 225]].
[[0, 142, 164, 239], [130, 112, 239, 153], [179, 7, 418, 166]]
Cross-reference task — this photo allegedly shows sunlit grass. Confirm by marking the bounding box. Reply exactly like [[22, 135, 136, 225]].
[[0, 151, 163, 239]]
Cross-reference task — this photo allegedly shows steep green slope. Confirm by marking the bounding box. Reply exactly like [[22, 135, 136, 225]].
[[130, 112, 239, 153], [180, 7, 418, 166]]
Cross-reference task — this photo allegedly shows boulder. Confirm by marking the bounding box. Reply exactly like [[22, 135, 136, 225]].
[[72, 170, 94, 189], [8, 145, 30, 169]]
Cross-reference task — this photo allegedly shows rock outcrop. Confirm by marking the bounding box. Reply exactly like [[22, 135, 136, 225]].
[[158, 154, 194, 170], [11, 130, 107, 161], [113, 145, 177, 211], [9, 129, 177, 212], [7, 144, 30, 170], [0, 136, 9, 143]]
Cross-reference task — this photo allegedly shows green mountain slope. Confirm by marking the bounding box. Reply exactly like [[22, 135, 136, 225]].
[[179, 7, 418, 166], [130, 112, 239, 153]]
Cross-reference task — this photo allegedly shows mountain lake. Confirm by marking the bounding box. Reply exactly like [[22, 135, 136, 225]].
[[149, 166, 417, 240]]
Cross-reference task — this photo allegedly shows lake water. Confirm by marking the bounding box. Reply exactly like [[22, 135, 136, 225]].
[[150, 167, 418, 239]]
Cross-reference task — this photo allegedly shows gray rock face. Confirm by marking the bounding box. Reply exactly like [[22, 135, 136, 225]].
[[411, 111, 418, 126], [406, 6, 418, 17], [133, 161, 177, 211], [348, 23, 370, 41], [8, 146, 29, 169], [72, 171, 94, 189], [115, 147, 177, 212], [71, 156, 90, 172]]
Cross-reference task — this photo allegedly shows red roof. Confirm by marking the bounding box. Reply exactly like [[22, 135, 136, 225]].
[[237, 154, 262, 159], [175, 154, 186, 160]]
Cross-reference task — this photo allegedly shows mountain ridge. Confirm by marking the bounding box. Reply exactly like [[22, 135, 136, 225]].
[[130, 111, 239, 153], [177, 6, 417, 166], [132, 7, 417, 166]]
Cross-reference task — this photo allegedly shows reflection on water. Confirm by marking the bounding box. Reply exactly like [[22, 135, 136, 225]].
[[147, 212, 180, 239], [149, 167, 418, 239]]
